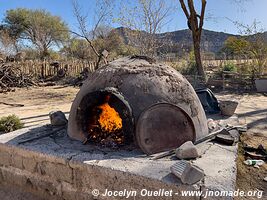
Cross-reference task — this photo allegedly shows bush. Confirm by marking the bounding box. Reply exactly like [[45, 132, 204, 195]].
[[0, 115, 24, 133], [168, 59, 187, 72], [239, 63, 253, 74], [223, 63, 237, 72], [181, 61, 198, 75], [180, 50, 198, 75]]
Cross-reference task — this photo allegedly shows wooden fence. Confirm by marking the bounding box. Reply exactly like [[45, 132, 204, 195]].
[[13, 60, 98, 78], [203, 59, 254, 68], [7, 59, 266, 91], [185, 72, 267, 91]]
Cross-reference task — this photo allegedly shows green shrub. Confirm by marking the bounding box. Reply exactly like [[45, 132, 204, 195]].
[[0, 115, 24, 133], [223, 63, 237, 72], [169, 59, 188, 72], [180, 50, 198, 75], [238, 63, 253, 74], [181, 61, 198, 75]]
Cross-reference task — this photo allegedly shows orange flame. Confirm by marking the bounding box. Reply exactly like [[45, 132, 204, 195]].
[[98, 103, 122, 133]]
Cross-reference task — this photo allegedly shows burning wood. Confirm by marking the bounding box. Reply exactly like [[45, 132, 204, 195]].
[[98, 103, 122, 132], [87, 99, 124, 146]]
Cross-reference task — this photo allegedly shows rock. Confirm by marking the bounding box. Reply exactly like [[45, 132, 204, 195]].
[[207, 118, 217, 131], [170, 160, 205, 184], [49, 111, 67, 126], [215, 134, 235, 145], [219, 100, 238, 116], [264, 177, 267, 182], [175, 141, 199, 159]]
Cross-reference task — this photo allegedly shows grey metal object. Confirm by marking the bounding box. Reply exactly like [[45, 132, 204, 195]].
[[136, 103, 195, 155], [215, 134, 235, 145], [255, 79, 267, 92], [68, 56, 208, 154]]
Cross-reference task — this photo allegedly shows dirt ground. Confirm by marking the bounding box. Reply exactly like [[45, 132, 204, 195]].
[[216, 93, 267, 199], [235, 95, 267, 199], [0, 86, 79, 127], [0, 87, 266, 199]]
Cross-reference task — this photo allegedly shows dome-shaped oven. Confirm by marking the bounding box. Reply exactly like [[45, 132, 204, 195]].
[[68, 56, 208, 155]]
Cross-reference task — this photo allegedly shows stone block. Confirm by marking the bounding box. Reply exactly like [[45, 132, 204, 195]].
[[28, 176, 59, 196], [49, 111, 67, 126], [171, 160, 204, 185], [11, 154, 23, 169], [37, 161, 73, 183], [0, 166, 28, 186], [22, 157, 37, 173], [175, 141, 199, 159], [0, 151, 12, 166]]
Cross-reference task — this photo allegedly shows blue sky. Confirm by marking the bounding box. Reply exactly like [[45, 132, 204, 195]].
[[0, 0, 266, 34]]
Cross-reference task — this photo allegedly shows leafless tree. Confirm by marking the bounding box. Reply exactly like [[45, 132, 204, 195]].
[[179, 0, 206, 80], [72, 0, 113, 69], [118, 0, 173, 57]]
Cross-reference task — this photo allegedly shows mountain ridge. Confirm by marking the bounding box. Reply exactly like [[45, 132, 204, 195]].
[[113, 27, 267, 55]]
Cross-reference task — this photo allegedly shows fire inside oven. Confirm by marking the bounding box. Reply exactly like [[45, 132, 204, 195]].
[[87, 95, 124, 145], [76, 90, 134, 147]]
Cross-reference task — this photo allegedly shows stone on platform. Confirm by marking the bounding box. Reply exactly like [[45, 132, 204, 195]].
[[49, 111, 67, 126], [175, 141, 199, 159], [170, 160, 205, 184]]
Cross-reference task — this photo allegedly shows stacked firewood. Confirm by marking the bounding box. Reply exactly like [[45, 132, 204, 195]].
[[0, 63, 37, 93]]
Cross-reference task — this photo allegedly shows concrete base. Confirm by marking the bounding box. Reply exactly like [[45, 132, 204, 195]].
[[0, 122, 238, 200]]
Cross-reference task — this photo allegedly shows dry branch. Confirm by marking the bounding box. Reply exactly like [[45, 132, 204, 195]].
[[0, 63, 37, 93]]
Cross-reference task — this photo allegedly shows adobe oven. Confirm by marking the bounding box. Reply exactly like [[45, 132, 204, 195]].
[[68, 56, 208, 155]]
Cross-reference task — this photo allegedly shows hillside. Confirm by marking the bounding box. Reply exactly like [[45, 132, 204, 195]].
[[114, 27, 267, 55]]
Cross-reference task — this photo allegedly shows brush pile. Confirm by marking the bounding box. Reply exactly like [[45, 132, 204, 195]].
[[0, 63, 37, 93]]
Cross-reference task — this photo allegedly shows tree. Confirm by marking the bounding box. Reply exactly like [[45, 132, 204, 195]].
[[0, 28, 19, 55], [222, 36, 250, 58], [62, 38, 92, 60], [179, 0, 206, 80], [94, 30, 139, 58], [118, 0, 172, 57], [62, 31, 138, 61], [72, 0, 113, 69], [3, 8, 69, 59], [231, 20, 267, 75]]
